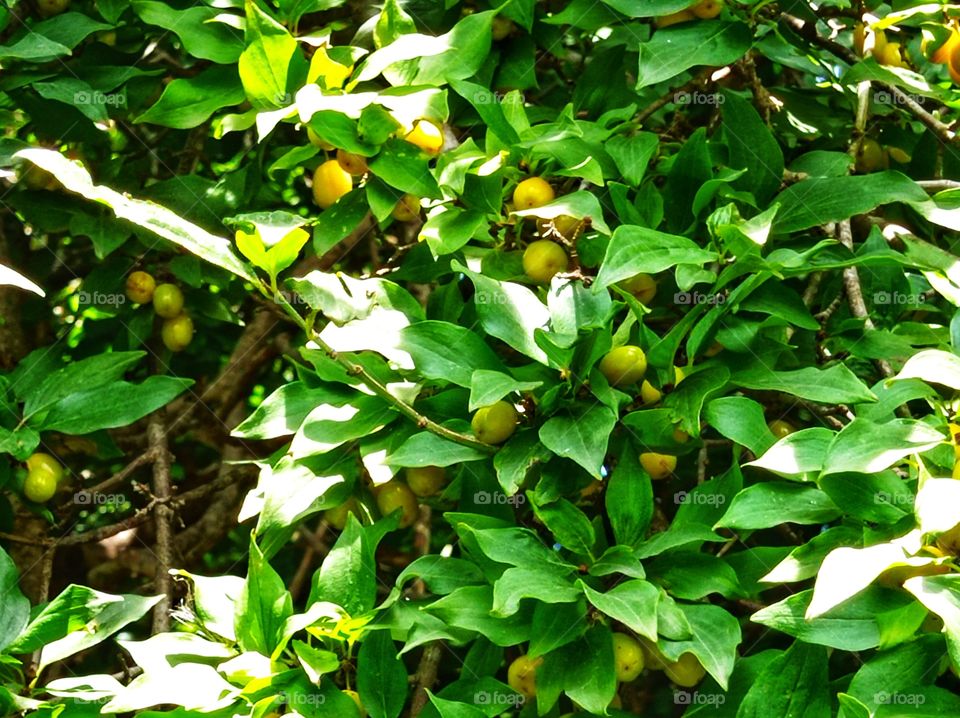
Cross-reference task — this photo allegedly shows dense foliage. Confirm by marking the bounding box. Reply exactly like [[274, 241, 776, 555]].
[[4, 0, 960, 715]]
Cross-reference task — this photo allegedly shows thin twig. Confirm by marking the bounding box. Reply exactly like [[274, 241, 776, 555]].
[[148, 414, 174, 634]]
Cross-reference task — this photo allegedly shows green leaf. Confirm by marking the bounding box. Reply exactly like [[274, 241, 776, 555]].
[[659, 603, 741, 690], [424, 586, 533, 646], [427, 693, 487, 718], [720, 90, 784, 204], [22, 351, 145, 420], [492, 566, 581, 616], [892, 348, 960, 390], [580, 580, 658, 640], [605, 132, 658, 187], [388, 431, 490, 467], [399, 322, 507, 389], [772, 172, 928, 233], [716, 482, 841, 530], [418, 207, 487, 255], [386, 11, 495, 86], [310, 515, 376, 616], [453, 261, 551, 365], [528, 496, 597, 558], [747, 428, 835, 479], [0, 547, 29, 653], [528, 600, 588, 658], [538, 404, 616, 478], [493, 431, 552, 496], [902, 576, 960, 674], [290, 395, 395, 458], [369, 140, 442, 198], [232, 382, 352, 439], [36, 376, 192, 434], [239, 0, 306, 109], [704, 396, 775, 456], [236, 538, 293, 655], [751, 587, 924, 651], [637, 21, 753, 88], [511, 190, 612, 235], [468, 370, 541, 412], [137, 65, 246, 129], [0, 13, 108, 60], [731, 364, 876, 404], [375, 0, 416, 48], [171, 571, 243, 642], [16, 149, 256, 282], [821, 418, 943, 476], [593, 225, 716, 291], [737, 642, 831, 718], [132, 1, 243, 63], [605, 448, 653, 547]]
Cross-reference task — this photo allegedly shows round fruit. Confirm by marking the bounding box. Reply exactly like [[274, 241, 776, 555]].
[[26, 453, 63, 481], [324, 497, 360, 530], [161, 314, 194, 352], [404, 120, 444, 156], [24, 470, 58, 503], [307, 127, 334, 150], [513, 177, 555, 210], [492, 15, 515, 40], [523, 240, 569, 284], [337, 150, 368, 176], [152, 283, 184, 318], [598, 345, 648, 387], [691, 0, 722, 19], [391, 194, 420, 222], [507, 655, 541, 700], [664, 653, 706, 687], [640, 365, 685, 405], [36, 0, 69, 17], [655, 9, 695, 27], [375, 481, 419, 529], [612, 633, 644, 682], [673, 427, 690, 443], [343, 689, 366, 717], [620, 273, 657, 304], [406, 466, 447, 497], [768, 419, 796, 439], [949, 423, 960, 459], [640, 452, 677, 480], [313, 160, 353, 208], [125, 271, 156, 304], [886, 146, 911, 164], [471, 401, 519, 445], [855, 137, 886, 173]]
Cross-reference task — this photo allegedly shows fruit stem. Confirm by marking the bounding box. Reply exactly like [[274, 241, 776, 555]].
[[270, 286, 497, 455]]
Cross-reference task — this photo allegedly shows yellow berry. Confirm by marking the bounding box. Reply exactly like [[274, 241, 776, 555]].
[[664, 653, 706, 687], [640, 366, 684, 405], [598, 345, 648, 387], [324, 497, 360, 530], [404, 120, 444, 156], [513, 177, 555, 210], [507, 655, 541, 700], [619, 273, 657, 304], [391, 194, 421, 222], [125, 271, 156, 304], [768, 419, 796, 439], [336, 150, 368, 176], [375, 481, 419, 528], [640, 452, 677, 480], [405, 466, 447, 497], [313, 159, 353, 208], [471, 401, 518, 444], [161, 314, 194, 352], [655, 9, 695, 27], [612, 633, 644, 682], [152, 283, 184, 318], [691, 0, 722, 18], [522, 240, 569, 284]]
